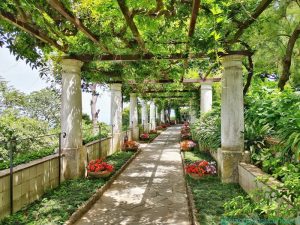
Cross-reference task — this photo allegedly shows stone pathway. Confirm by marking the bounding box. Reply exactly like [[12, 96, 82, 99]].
[[76, 125, 191, 225]]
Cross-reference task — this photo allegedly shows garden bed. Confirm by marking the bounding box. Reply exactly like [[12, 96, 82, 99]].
[[139, 133, 159, 143], [0, 151, 136, 225], [183, 150, 247, 225]]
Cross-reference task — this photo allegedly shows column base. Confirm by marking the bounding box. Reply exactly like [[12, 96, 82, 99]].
[[62, 147, 86, 181], [219, 149, 243, 183], [131, 126, 139, 141]]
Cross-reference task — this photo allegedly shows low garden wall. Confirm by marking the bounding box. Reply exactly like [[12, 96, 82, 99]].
[[0, 129, 133, 220], [0, 154, 60, 219], [238, 162, 282, 194]]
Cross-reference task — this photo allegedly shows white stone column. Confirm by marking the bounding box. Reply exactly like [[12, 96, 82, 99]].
[[220, 54, 244, 183], [129, 93, 139, 140], [110, 83, 122, 152], [190, 100, 197, 123], [150, 101, 156, 130], [61, 59, 85, 180], [156, 106, 160, 125], [200, 82, 213, 114], [160, 109, 165, 124], [141, 100, 149, 133]]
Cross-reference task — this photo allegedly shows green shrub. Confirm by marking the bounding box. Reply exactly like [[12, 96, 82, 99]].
[[0, 110, 57, 162], [0, 148, 55, 170], [82, 120, 110, 145], [191, 107, 221, 151]]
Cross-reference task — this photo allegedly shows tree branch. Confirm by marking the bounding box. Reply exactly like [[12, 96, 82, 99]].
[[117, 0, 147, 52], [0, 11, 67, 52], [47, 0, 111, 53], [227, 0, 273, 44], [239, 41, 254, 95]]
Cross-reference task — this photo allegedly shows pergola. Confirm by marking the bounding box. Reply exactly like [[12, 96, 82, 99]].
[[0, 0, 273, 183]]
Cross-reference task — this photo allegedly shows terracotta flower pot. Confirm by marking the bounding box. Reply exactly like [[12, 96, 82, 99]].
[[123, 146, 139, 151], [188, 173, 205, 180], [88, 170, 113, 178]]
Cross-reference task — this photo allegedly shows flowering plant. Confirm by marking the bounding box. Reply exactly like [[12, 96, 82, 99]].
[[140, 133, 150, 140], [122, 140, 139, 151], [185, 160, 217, 177], [181, 132, 192, 140], [183, 121, 190, 127], [180, 140, 196, 151], [181, 128, 190, 134], [161, 124, 167, 129], [156, 126, 163, 130], [87, 159, 114, 173]]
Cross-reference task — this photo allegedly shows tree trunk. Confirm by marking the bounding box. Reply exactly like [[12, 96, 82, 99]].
[[243, 54, 254, 96], [278, 22, 300, 90], [90, 84, 100, 135]]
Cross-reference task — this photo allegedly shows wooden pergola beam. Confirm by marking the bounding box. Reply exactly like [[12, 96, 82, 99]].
[[47, 0, 110, 53], [0, 11, 66, 52], [127, 79, 175, 84], [182, 78, 221, 83], [71, 52, 207, 62], [136, 90, 197, 94], [117, 0, 147, 52], [188, 0, 201, 38]]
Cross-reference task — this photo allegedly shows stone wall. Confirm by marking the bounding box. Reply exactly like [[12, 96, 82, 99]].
[[85, 129, 132, 161], [0, 154, 60, 219], [238, 162, 282, 194], [0, 129, 132, 220]]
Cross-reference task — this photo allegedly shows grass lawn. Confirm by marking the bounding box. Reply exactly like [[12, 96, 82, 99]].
[[0, 151, 134, 225], [184, 150, 247, 225]]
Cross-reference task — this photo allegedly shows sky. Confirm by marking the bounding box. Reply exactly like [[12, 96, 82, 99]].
[[0, 47, 111, 124]]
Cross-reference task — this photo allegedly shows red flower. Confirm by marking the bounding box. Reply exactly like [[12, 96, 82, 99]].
[[185, 160, 217, 177], [87, 159, 114, 173]]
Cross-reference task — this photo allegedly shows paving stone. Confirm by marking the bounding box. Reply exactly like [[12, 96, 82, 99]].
[[75, 125, 190, 225]]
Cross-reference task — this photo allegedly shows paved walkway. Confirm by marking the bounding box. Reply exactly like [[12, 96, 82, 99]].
[[76, 125, 191, 225]]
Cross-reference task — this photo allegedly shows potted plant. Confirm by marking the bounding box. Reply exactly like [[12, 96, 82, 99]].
[[180, 140, 196, 151], [140, 133, 150, 141], [87, 159, 114, 178], [122, 140, 139, 151], [156, 126, 163, 130], [185, 160, 217, 179], [149, 129, 157, 134], [181, 132, 192, 140]]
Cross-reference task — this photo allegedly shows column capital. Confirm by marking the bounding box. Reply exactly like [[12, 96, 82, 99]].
[[221, 54, 244, 68], [201, 82, 212, 90], [110, 83, 122, 91], [130, 93, 137, 98], [61, 59, 83, 74]]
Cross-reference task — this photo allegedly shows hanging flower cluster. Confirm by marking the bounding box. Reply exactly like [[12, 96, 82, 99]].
[[87, 159, 114, 173], [185, 160, 217, 177], [180, 140, 196, 151]]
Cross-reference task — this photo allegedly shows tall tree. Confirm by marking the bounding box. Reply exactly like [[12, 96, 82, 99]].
[[90, 84, 100, 135], [24, 88, 60, 127]]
